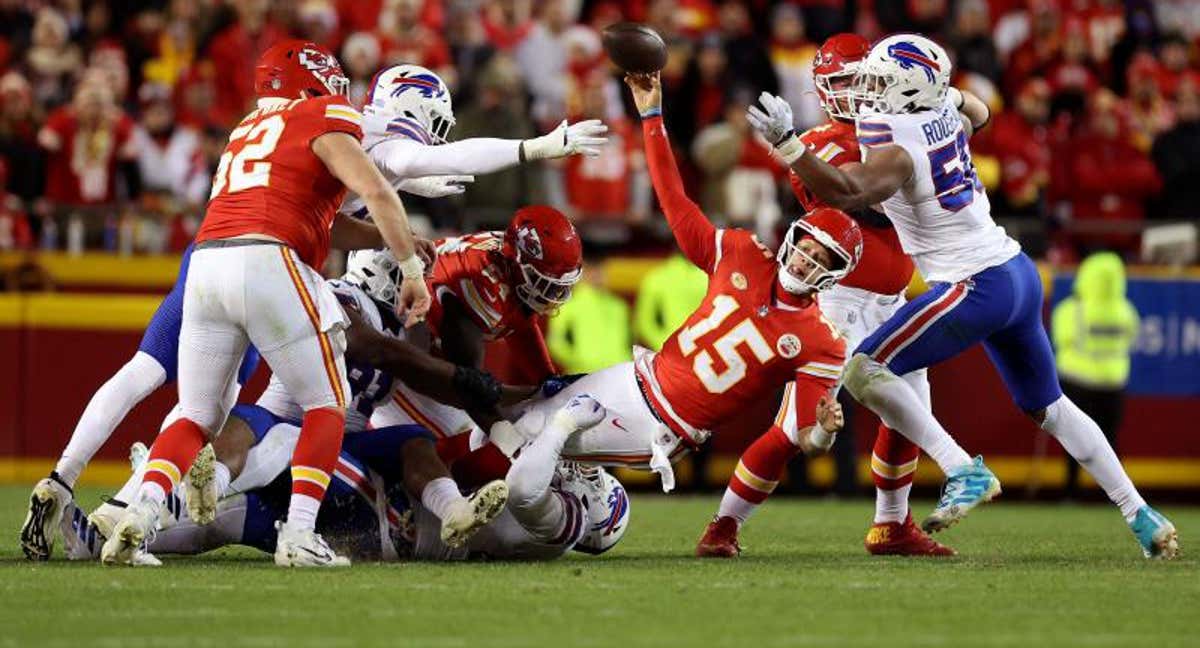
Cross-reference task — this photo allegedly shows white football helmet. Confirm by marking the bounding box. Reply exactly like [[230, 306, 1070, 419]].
[[344, 248, 401, 308], [365, 64, 455, 143], [851, 34, 952, 115], [559, 463, 629, 555]]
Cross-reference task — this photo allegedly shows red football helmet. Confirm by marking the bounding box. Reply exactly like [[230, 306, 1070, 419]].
[[254, 39, 348, 100], [502, 205, 583, 314], [813, 33, 870, 122], [776, 207, 863, 294]]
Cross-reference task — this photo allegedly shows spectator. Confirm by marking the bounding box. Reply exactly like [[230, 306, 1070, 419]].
[[1051, 252, 1138, 499], [514, 0, 577, 127], [1126, 53, 1175, 152], [715, 0, 778, 99], [206, 0, 287, 126], [675, 33, 730, 150], [341, 31, 382, 107], [563, 70, 645, 223], [633, 253, 707, 351], [133, 83, 204, 205], [0, 71, 44, 205], [296, 0, 342, 52], [1151, 80, 1200, 221], [1059, 90, 1162, 254], [1005, 1, 1062, 97], [481, 0, 536, 51], [141, 0, 200, 88], [950, 0, 1003, 84], [39, 77, 139, 209], [974, 78, 1054, 217], [545, 256, 631, 374], [377, 0, 452, 80], [767, 5, 821, 131], [24, 8, 81, 109], [1046, 18, 1101, 119], [1156, 32, 1197, 99], [0, 159, 33, 251]]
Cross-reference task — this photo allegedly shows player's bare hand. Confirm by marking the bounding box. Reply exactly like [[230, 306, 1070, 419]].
[[414, 237, 438, 276], [623, 72, 662, 114], [815, 393, 844, 433], [396, 276, 431, 328]]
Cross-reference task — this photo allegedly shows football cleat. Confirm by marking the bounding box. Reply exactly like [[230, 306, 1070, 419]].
[[100, 499, 159, 566], [274, 520, 351, 567], [20, 473, 73, 561], [59, 502, 102, 561], [696, 516, 741, 558], [922, 455, 1001, 533], [1129, 506, 1179, 560], [88, 501, 125, 541], [184, 444, 218, 525], [441, 480, 509, 548], [865, 513, 956, 557]]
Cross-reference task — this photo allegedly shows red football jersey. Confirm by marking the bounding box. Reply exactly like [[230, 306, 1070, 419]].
[[787, 120, 914, 296], [41, 107, 136, 206], [427, 231, 555, 376], [197, 95, 363, 269], [640, 115, 845, 443]]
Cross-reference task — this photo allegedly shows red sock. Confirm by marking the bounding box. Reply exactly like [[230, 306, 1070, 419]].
[[727, 425, 800, 505], [142, 418, 207, 497], [450, 444, 512, 491], [871, 424, 919, 491], [289, 407, 345, 506]]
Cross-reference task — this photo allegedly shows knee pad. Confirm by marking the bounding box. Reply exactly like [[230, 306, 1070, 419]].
[[844, 353, 889, 404]]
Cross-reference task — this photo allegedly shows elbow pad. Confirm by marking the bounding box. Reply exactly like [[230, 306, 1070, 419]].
[[452, 365, 503, 409]]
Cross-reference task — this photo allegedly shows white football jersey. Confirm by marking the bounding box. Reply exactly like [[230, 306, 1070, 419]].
[[857, 96, 1020, 283], [255, 280, 396, 433], [338, 112, 430, 217]]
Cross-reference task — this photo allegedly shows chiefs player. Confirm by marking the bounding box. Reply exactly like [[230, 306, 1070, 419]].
[[496, 72, 854, 495], [102, 40, 431, 567], [345, 205, 581, 440], [697, 34, 953, 558]]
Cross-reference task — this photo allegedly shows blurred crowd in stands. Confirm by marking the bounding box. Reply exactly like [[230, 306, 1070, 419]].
[[0, 0, 1198, 265]]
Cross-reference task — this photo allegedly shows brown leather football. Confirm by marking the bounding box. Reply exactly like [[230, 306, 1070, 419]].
[[602, 22, 668, 73]]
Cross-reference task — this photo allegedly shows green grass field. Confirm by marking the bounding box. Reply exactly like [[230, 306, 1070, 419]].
[[0, 486, 1196, 647]]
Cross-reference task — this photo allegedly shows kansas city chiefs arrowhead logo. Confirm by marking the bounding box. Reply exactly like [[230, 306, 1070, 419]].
[[516, 226, 544, 260], [776, 334, 802, 359]]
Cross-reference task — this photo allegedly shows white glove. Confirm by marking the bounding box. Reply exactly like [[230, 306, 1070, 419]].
[[746, 92, 796, 145], [522, 119, 609, 160], [396, 175, 475, 198]]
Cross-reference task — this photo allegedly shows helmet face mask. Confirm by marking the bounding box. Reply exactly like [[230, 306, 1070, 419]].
[[366, 64, 456, 144], [515, 262, 580, 315], [344, 249, 401, 309], [559, 463, 629, 555], [850, 35, 951, 115], [812, 33, 870, 122], [775, 208, 863, 295], [504, 206, 583, 316]]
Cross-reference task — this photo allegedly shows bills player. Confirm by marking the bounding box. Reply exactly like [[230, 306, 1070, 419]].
[[341, 63, 608, 208], [102, 40, 432, 567], [63, 396, 628, 562], [349, 206, 583, 442], [749, 34, 1178, 559], [494, 72, 854, 492], [697, 34, 951, 558], [18, 244, 262, 561]]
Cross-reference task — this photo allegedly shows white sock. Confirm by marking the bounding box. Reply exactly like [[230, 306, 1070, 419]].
[[874, 484, 912, 524], [113, 464, 147, 505], [716, 489, 756, 527], [286, 494, 321, 530], [228, 424, 301, 494], [1042, 396, 1145, 521], [135, 481, 167, 508], [214, 462, 232, 499], [55, 352, 166, 486], [421, 477, 466, 520], [848, 357, 972, 473]]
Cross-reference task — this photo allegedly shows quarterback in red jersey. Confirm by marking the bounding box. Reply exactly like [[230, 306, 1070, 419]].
[[498, 72, 854, 494], [102, 40, 431, 568], [698, 34, 953, 559], [344, 206, 581, 440]]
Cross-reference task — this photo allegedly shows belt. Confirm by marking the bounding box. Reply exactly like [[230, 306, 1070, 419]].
[[195, 238, 285, 250]]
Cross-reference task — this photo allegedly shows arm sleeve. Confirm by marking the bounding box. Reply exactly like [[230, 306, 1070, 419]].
[[371, 136, 521, 179], [642, 115, 719, 272]]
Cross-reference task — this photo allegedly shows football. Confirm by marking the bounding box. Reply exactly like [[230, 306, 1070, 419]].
[[602, 22, 668, 73]]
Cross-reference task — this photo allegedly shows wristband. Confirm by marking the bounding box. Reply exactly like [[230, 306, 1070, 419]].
[[809, 426, 836, 452], [775, 133, 807, 165], [397, 253, 424, 279], [639, 106, 662, 119]]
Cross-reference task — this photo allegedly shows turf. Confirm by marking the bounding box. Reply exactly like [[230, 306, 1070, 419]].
[[0, 486, 1195, 648]]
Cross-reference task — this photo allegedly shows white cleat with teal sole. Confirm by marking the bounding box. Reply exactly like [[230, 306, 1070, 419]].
[[1130, 506, 1179, 560], [922, 456, 1001, 533]]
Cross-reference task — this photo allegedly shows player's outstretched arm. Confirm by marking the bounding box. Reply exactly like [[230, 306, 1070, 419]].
[[315, 131, 430, 327], [625, 72, 720, 272], [372, 120, 607, 179], [747, 93, 912, 213]]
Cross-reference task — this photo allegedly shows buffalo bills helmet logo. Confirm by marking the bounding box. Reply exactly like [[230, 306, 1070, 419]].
[[391, 72, 444, 99], [592, 487, 629, 536], [516, 226, 544, 261], [887, 41, 940, 82]]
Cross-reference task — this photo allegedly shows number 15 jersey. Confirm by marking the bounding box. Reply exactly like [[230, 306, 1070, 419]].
[[197, 95, 364, 269], [858, 95, 1018, 284]]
